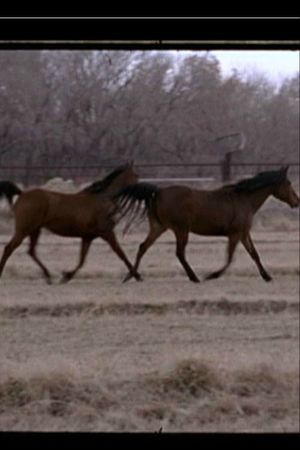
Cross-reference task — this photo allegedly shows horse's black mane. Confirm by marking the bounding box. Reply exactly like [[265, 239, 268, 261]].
[[226, 168, 287, 193], [82, 165, 128, 194]]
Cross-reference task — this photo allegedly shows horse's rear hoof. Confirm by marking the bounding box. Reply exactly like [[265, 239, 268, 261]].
[[60, 271, 73, 284], [205, 272, 221, 281], [135, 273, 143, 282], [45, 276, 53, 285]]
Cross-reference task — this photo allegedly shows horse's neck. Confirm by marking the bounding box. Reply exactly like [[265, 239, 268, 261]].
[[246, 186, 274, 213]]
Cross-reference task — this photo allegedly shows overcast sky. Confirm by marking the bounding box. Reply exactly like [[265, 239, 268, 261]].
[[171, 50, 299, 88], [208, 50, 299, 86]]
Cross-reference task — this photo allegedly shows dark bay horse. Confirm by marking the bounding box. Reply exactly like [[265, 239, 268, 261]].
[[115, 166, 299, 282], [0, 164, 141, 283]]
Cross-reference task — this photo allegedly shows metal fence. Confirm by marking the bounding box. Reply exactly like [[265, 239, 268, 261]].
[[0, 162, 299, 186]]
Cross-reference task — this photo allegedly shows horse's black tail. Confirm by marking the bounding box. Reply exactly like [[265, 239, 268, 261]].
[[113, 182, 161, 233], [0, 181, 22, 207]]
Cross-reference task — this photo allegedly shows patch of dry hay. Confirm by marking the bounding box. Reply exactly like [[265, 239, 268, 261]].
[[0, 358, 298, 431], [0, 299, 298, 319], [0, 372, 115, 420]]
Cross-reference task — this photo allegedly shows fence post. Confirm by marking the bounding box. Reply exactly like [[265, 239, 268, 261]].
[[221, 151, 232, 182]]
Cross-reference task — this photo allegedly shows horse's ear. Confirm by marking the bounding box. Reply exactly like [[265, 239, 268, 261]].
[[281, 165, 289, 177], [128, 159, 134, 167]]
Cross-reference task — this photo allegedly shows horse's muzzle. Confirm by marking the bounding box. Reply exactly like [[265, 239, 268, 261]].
[[291, 200, 300, 208]]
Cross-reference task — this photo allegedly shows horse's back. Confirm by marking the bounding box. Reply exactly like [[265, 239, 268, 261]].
[[13, 187, 116, 237], [43, 191, 113, 237], [156, 185, 195, 227], [159, 185, 194, 203], [44, 190, 114, 237], [156, 186, 243, 236]]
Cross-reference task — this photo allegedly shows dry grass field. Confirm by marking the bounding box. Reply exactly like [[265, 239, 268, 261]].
[[0, 186, 299, 432]]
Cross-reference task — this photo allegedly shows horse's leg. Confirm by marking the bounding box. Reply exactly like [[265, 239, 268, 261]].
[[241, 233, 272, 281], [101, 230, 142, 281], [174, 229, 200, 282], [28, 229, 52, 284], [61, 238, 93, 283], [0, 232, 25, 278], [123, 220, 166, 282], [205, 233, 240, 280]]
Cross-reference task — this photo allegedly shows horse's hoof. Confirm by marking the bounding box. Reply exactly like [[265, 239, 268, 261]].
[[135, 273, 143, 282], [263, 274, 273, 282], [190, 277, 200, 283], [204, 272, 220, 281], [60, 271, 72, 284], [133, 270, 143, 281], [44, 273, 52, 285], [122, 272, 133, 283]]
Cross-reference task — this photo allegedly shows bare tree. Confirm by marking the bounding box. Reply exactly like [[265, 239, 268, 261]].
[[0, 50, 298, 183]]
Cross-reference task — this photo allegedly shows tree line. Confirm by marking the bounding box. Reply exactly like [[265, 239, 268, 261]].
[[0, 50, 299, 182]]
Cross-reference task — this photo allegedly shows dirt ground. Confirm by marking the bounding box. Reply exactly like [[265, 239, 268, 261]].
[[0, 201, 299, 432]]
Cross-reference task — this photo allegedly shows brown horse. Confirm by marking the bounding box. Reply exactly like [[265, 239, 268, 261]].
[[115, 166, 299, 282], [0, 163, 141, 283]]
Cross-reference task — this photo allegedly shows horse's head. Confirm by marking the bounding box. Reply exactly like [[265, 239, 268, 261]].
[[273, 166, 299, 208]]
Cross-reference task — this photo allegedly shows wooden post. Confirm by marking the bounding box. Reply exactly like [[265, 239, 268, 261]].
[[221, 151, 232, 182]]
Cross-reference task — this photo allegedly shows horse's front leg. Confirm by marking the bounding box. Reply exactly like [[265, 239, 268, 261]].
[[241, 233, 272, 282], [60, 238, 92, 283], [205, 233, 240, 281], [101, 230, 142, 281], [174, 228, 200, 282], [123, 220, 166, 282]]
